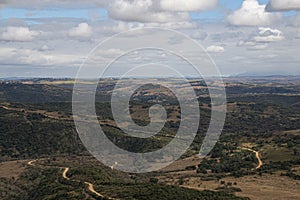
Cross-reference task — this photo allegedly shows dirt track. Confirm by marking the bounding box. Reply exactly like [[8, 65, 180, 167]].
[[242, 147, 263, 169], [27, 159, 116, 199], [61, 167, 105, 198]]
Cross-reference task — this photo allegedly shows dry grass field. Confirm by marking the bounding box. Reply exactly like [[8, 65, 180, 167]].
[[0, 160, 27, 179]]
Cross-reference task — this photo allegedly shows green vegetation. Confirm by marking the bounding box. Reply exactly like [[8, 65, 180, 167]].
[[1, 77, 300, 199], [198, 144, 257, 176]]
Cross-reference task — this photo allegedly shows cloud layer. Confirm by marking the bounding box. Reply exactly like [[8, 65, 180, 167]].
[[160, 0, 217, 11], [96, 0, 217, 23], [266, 0, 300, 11], [254, 27, 284, 42]]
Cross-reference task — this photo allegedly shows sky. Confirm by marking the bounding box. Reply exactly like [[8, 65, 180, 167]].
[[0, 0, 300, 78]]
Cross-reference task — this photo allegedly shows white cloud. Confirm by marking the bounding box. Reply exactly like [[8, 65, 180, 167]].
[[0, 0, 217, 12], [237, 27, 284, 50], [0, 47, 82, 66], [0, 26, 39, 42], [108, 0, 189, 23], [95, 48, 125, 57], [228, 0, 282, 26], [108, 0, 152, 21], [266, 0, 300, 11], [160, 0, 217, 11], [254, 27, 284, 42], [206, 45, 225, 53], [68, 23, 92, 38]]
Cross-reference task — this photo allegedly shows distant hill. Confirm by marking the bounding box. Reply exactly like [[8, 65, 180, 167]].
[[0, 83, 72, 103]]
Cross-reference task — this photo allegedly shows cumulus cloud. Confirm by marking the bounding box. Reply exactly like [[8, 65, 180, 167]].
[[160, 0, 217, 11], [0, 26, 39, 42], [254, 27, 284, 42], [108, 0, 190, 23], [68, 23, 92, 38], [266, 0, 300, 11], [206, 45, 225, 53], [228, 0, 282, 26], [237, 27, 284, 51]]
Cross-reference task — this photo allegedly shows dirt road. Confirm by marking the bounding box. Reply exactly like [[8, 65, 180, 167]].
[[27, 159, 115, 199], [27, 159, 38, 167], [62, 167, 70, 180], [84, 181, 104, 198], [61, 167, 106, 198], [242, 147, 263, 170]]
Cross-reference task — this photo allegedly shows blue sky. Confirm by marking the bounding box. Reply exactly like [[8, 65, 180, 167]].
[[0, 0, 300, 77]]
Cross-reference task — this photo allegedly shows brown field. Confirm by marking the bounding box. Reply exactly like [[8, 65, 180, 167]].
[[213, 174, 299, 200], [159, 155, 201, 172], [157, 151, 300, 200], [160, 171, 300, 200], [0, 160, 27, 179]]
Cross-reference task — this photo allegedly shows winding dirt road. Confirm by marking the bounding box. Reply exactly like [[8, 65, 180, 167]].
[[27, 159, 116, 199], [84, 181, 104, 198], [62, 167, 70, 180], [242, 147, 263, 170], [4, 104, 116, 199], [61, 167, 105, 198]]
